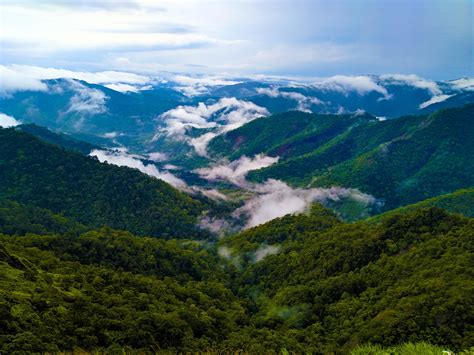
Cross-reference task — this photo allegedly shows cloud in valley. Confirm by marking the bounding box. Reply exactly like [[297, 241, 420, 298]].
[[0, 65, 48, 95], [419, 94, 453, 109], [66, 80, 108, 115], [195, 154, 279, 186], [147, 152, 168, 162], [254, 244, 280, 262], [90, 148, 187, 189], [233, 179, 381, 228], [158, 98, 269, 156], [196, 155, 381, 229]]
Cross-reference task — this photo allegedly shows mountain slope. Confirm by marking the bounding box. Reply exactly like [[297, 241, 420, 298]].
[[208, 111, 376, 160], [237, 105, 474, 210], [0, 128, 207, 238], [0, 199, 472, 352], [368, 188, 474, 222], [219, 207, 474, 352], [0, 231, 243, 353], [16, 123, 99, 155]]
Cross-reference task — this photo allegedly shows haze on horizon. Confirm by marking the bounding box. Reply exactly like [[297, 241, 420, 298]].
[[0, 0, 472, 80]]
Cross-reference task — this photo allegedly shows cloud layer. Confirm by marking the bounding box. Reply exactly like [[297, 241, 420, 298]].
[[380, 74, 442, 96], [256, 87, 323, 112], [0, 64, 152, 95], [195, 154, 279, 186], [66, 80, 108, 115], [313, 75, 389, 97], [0, 113, 21, 128], [158, 98, 269, 156], [90, 148, 187, 189], [196, 155, 381, 229], [234, 179, 381, 228]]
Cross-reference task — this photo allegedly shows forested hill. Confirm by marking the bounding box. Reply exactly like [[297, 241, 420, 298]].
[[217, 206, 473, 352], [16, 123, 100, 155], [0, 203, 472, 352], [209, 104, 474, 210], [0, 128, 208, 239]]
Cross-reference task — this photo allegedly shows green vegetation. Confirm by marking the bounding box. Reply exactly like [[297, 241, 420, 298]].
[[0, 127, 208, 239], [208, 110, 375, 161], [0, 198, 86, 236], [369, 188, 474, 222], [0, 106, 473, 352], [351, 342, 472, 354], [0, 204, 472, 352], [0, 234, 244, 353], [16, 123, 99, 155], [218, 207, 474, 352], [210, 105, 474, 212]]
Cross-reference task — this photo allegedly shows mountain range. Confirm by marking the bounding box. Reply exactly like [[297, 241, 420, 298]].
[[0, 72, 473, 353]]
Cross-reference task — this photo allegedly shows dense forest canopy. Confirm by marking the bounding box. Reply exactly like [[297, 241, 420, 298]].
[[0, 128, 208, 239], [0, 199, 472, 352]]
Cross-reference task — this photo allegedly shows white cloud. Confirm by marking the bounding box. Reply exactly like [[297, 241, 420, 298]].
[[449, 78, 474, 91], [419, 94, 454, 109], [147, 151, 168, 162], [66, 80, 108, 115], [172, 74, 242, 96], [0, 113, 21, 128], [189, 132, 218, 156], [158, 98, 269, 156], [256, 87, 324, 112], [101, 131, 121, 139], [233, 179, 380, 228], [195, 154, 279, 186], [0, 4, 238, 54], [199, 216, 231, 235], [218, 246, 232, 259], [199, 188, 228, 200], [90, 148, 187, 189], [0, 65, 48, 95], [6, 64, 151, 84], [104, 83, 151, 93], [380, 74, 442, 95], [254, 244, 280, 262], [217, 243, 280, 264], [313, 75, 389, 97], [0, 64, 152, 94], [163, 164, 180, 170]]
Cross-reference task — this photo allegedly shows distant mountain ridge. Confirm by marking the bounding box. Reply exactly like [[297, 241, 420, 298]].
[[210, 104, 474, 211], [1, 75, 472, 157]]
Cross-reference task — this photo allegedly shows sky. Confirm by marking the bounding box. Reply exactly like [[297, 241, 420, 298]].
[[0, 0, 472, 79]]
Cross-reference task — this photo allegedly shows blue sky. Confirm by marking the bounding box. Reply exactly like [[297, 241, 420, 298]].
[[0, 0, 472, 79]]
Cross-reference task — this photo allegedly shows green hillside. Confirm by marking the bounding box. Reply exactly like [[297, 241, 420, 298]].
[[368, 188, 474, 222], [16, 124, 100, 155], [0, 128, 207, 239], [219, 206, 474, 352], [208, 110, 376, 160], [1, 205, 472, 352], [0, 198, 86, 236], [0, 232, 243, 353], [219, 105, 474, 210]]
